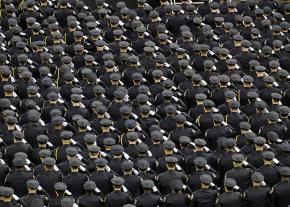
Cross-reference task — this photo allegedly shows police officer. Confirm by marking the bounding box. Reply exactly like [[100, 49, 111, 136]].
[[244, 172, 271, 207], [63, 158, 88, 199], [225, 154, 253, 191], [135, 179, 162, 207], [89, 158, 114, 196], [163, 179, 191, 207], [104, 176, 133, 207], [156, 156, 187, 196], [190, 174, 218, 207], [36, 157, 62, 196], [19, 179, 46, 207], [5, 157, 34, 197], [216, 178, 243, 207], [77, 181, 103, 207]]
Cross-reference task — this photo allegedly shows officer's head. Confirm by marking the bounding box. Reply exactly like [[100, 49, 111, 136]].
[[137, 0, 146, 7], [52, 116, 64, 130], [43, 157, 56, 171], [150, 130, 163, 144], [224, 178, 236, 192], [225, 138, 236, 152], [12, 156, 26, 171], [26, 179, 40, 194], [88, 145, 100, 159], [83, 181, 96, 194], [165, 105, 176, 117], [243, 75, 254, 89], [251, 172, 264, 187], [255, 101, 267, 113], [111, 145, 124, 159], [120, 7, 129, 19], [77, 119, 89, 132], [194, 139, 206, 152], [175, 114, 186, 128], [218, 75, 229, 88], [278, 106, 290, 119], [179, 136, 190, 149], [125, 119, 137, 132], [109, 16, 119, 27], [232, 154, 245, 168], [194, 157, 206, 171], [58, 0, 68, 8], [54, 182, 67, 196], [195, 93, 207, 106], [69, 158, 81, 172], [95, 40, 106, 51], [263, 151, 275, 166], [37, 134, 48, 148], [103, 138, 115, 151], [279, 167, 290, 182], [84, 134, 96, 147], [141, 180, 154, 192], [71, 94, 82, 106], [3, 84, 15, 97], [1, 187, 14, 203], [212, 114, 223, 126], [95, 158, 108, 171], [267, 111, 279, 124], [200, 174, 212, 189], [239, 122, 251, 134], [254, 137, 266, 151], [210, 2, 219, 13], [224, 90, 236, 104], [127, 132, 138, 145], [39, 149, 51, 162], [203, 100, 214, 112], [111, 177, 125, 191], [165, 156, 178, 170], [264, 76, 274, 88], [271, 93, 282, 105], [229, 101, 240, 113], [122, 160, 133, 175], [139, 104, 150, 118], [137, 143, 149, 157], [60, 130, 73, 145], [100, 119, 112, 133], [163, 141, 175, 155], [12, 131, 24, 144], [113, 29, 123, 41]]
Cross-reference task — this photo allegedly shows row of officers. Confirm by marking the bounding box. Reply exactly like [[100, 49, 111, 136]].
[[0, 151, 289, 207]]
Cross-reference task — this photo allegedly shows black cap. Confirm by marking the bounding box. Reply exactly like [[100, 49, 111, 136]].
[[263, 151, 275, 160], [111, 145, 124, 155], [194, 157, 207, 167], [251, 172, 264, 182], [95, 158, 108, 167], [26, 179, 40, 189], [121, 160, 134, 170], [279, 167, 290, 176], [165, 156, 178, 163], [163, 141, 175, 150], [43, 157, 56, 166], [200, 174, 212, 184], [137, 159, 149, 170], [141, 180, 154, 189], [111, 176, 125, 185], [54, 182, 67, 191], [232, 154, 245, 162], [224, 178, 236, 188]]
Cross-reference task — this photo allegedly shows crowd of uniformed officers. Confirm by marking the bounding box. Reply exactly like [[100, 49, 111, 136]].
[[0, 0, 290, 206]]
